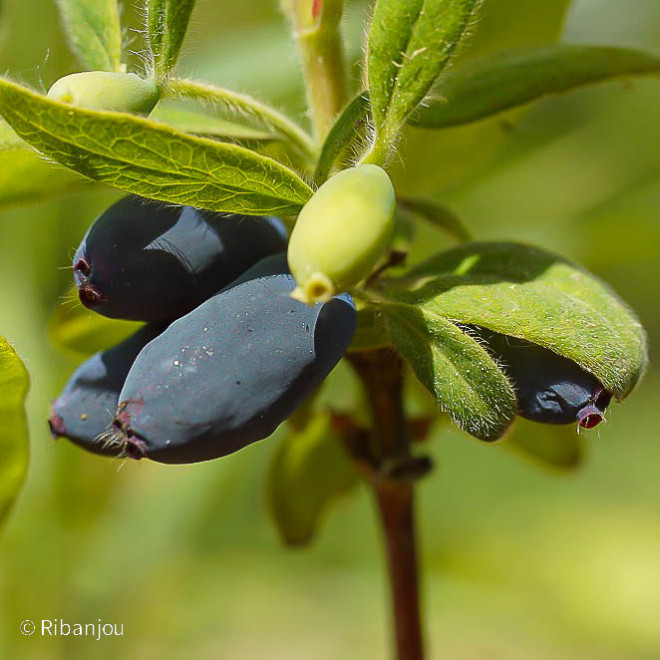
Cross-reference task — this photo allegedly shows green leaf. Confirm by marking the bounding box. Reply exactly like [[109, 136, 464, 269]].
[[314, 93, 371, 183], [412, 45, 660, 129], [367, 0, 480, 153], [50, 292, 142, 356], [503, 419, 584, 471], [382, 302, 516, 441], [0, 337, 29, 525], [0, 79, 313, 215], [147, 0, 196, 80], [399, 196, 472, 242], [56, 0, 123, 72], [267, 413, 359, 546], [383, 242, 647, 399]]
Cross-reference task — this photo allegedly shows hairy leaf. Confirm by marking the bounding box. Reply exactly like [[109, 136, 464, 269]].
[[267, 413, 359, 546], [50, 292, 142, 356], [56, 0, 123, 72], [382, 242, 647, 399], [413, 45, 660, 128], [315, 93, 371, 183], [147, 0, 196, 79], [368, 0, 480, 149], [503, 419, 584, 471], [0, 337, 29, 524], [383, 302, 516, 441], [0, 79, 313, 215]]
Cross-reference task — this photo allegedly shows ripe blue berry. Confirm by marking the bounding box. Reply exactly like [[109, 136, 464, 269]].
[[112, 255, 357, 464], [73, 196, 288, 322], [469, 326, 611, 428], [48, 324, 164, 455]]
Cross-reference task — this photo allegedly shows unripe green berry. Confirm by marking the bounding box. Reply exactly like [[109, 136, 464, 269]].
[[288, 164, 396, 304], [47, 72, 160, 116]]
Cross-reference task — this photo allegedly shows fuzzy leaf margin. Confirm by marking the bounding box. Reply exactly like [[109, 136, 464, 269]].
[[382, 302, 516, 441], [381, 242, 648, 400], [0, 79, 313, 215], [368, 0, 480, 148]]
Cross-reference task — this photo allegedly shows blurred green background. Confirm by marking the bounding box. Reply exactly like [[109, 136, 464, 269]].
[[1, 0, 660, 658]]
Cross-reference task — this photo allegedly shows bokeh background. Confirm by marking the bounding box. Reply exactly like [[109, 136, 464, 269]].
[[1, 0, 660, 658]]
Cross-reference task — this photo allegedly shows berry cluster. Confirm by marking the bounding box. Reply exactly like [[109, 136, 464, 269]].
[[49, 197, 357, 464]]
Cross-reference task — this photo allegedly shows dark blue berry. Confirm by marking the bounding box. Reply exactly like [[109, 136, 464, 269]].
[[467, 326, 611, 428], [48, 324, 165, 455], [112, 255, 357, 464], [73, 196, 288, 322]]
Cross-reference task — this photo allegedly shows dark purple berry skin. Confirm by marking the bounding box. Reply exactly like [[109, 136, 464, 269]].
[[73, 196, 288, 322], [467, 326, 611, 428], [113, 255, 357, 464], [48, 324, 165, 456]]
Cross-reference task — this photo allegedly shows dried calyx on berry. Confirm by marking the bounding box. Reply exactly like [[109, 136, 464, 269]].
[[464, 325, 612, 429]]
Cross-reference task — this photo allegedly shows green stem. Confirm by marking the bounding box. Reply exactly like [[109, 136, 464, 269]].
[[360, 130, 395, 168], [281, 0, 348, 143]]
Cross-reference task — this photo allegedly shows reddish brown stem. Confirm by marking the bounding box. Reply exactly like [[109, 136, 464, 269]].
[[348, 350, 425, 660], [375, 481, 424, 660]]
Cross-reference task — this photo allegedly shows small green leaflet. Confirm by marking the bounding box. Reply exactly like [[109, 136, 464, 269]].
[[381, 242, 648, 400], [382, 303, 516, 441], [412, 45, 660, 128], [147, 0, 196, 80], [0, 337, 29, 525], [56, 0, 123, 72], [368, 0, 480, 150], [0, 79, 313, 216], [267, 413, 359, 546]]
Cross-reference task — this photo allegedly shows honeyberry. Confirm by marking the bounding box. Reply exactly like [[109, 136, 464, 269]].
[[47, 72, 160, 115], [73, 196, 288, 322], [48, 324, 164, 456], [470, 326, 611, 428], [288, 164, 396, 304], [112, 255, 357, 464]]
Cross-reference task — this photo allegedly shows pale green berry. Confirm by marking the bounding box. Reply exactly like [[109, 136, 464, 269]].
[[288, 164, 396, 304], [47, 72, 160, 116]]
